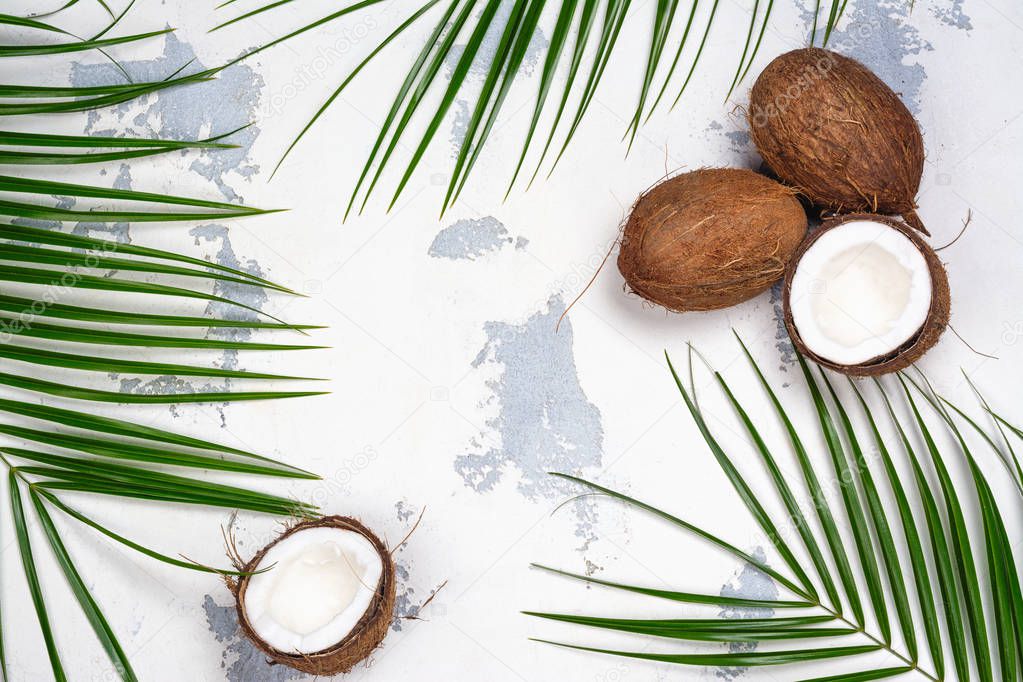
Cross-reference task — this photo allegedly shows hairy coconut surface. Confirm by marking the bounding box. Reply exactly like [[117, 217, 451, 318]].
[[783, 213, 949, 375], [617, 168, 807, 312], [748, 48, 927, 234], [235, 516, 396, 676]]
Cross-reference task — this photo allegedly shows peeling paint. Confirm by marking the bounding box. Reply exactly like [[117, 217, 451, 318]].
[[725, 129, 751, 153], [455, 294, 603, 499], [69, 37, 272, 422], [769, 282, 795, 371], [931, 0, 973, 30], [73, 32, 262, 202], [806, 0, 931, 114], [203, 595, 311, 682], [445, 0, 549, 154], [429, 216, 525, 260], [455, 295, 603, 545], [716, 547, 778, 680]]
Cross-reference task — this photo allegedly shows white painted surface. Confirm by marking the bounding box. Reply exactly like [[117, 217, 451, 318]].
[[3, 0, 1021, 680]]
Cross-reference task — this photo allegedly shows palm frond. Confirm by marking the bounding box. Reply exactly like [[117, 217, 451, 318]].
[[0, 28, 172, 57], [531, 338, 1021, 679], [216, 0, 850, 215], [8, 469, 66, 680], [36, 490, 266, 575], [850, 379, 944, 677], [898, 376, 993, 682], [1, 7, 324, 679], [735, 336, 864, 627], [904, 372, 1022, 677], [28, 491, 138, 682], [797, 357, 890, 645]]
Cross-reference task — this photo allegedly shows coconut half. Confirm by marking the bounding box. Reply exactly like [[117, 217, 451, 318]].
[[234, 516, 395, 676], [783, 214, 949, 375]]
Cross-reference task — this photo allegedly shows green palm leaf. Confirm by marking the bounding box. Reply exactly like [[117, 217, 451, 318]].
[[531, 563, 812, 608], [712, 351, 843, 614], [899, 377, 992, 682], [550, 472, 812, 599], [0, 424, 314, 478], [0, 28, 172, 56], [219, 0, 851, 215], [851, 380, 943, 677], [819, 371, 915, 659], [797, 357, 890, 644], [736, 337, 864, 626], [0, 293, 315, 330], [0, 317, 322, 349], [0, 371, 324, 403], [36, 490, 263, 575], [802, 669, 915, 682], [0, 343, 318, 381], [8, 470, 67, 681], [29, 491, 138, 682], [907, 373, 1022, 677], [665, 352, 819, 602], [525, 612, 851, 641], [530, 338, 1018, 679], [531, 640, 881, 666], [1, 7, 324, 678]]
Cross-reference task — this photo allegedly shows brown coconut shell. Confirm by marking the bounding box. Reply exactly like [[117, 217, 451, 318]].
[[617, 168, 808, 312], [782, 213, 950, 376], [234, 516, 396, 676], [748, 48, 928, 234]]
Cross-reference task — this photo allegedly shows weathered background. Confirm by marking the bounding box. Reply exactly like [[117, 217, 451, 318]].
[[5, 0, 1021, 679]]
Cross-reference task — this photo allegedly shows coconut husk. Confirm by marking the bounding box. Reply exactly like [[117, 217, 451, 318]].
[[782, 213, 950, 375], [234, 516, 396, 676], [748, 48, 927, 235], [617, 168, 807, 312]]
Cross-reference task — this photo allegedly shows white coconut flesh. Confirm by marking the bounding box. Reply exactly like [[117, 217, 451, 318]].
[[242, 527, 384, 655], [788, 219, 932, 365]]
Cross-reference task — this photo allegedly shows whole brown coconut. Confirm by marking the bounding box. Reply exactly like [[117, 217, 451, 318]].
[[234, 516, 396, 676], [748, 48, 927, 233], [782, 214, 949, 376], [618, 168, 807, 312]]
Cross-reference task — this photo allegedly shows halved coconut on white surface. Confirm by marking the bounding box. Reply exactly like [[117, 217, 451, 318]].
[[782, 214, 949, 375], [234, 516, 395, 676]]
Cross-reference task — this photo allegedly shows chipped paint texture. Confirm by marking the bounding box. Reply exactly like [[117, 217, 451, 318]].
[[455, 294, 603, 500], [203, 596, 310, 682], [391, 502, 419, 631], [716, 548, 778, 680], [444, 0, 548, 80], [806, 0, 931, 114], [725, 129, 751, 153], [770, 282, 796, 371], [429, 216, 527, 260], [446, 0, 549, 153], [931, 0, 973, 30], [116, 224, 268, 421], [391, 560, 416, 631], [69, 35, 272, 408], [73, 32, 262, 202], [72, 164, 135, 242]]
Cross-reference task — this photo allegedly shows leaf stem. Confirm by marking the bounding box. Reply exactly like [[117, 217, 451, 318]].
[[822, 605, 940, 681]]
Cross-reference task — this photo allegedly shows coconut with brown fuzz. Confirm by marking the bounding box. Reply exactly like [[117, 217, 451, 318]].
[[782, 214, 949, 376], [748, 48, 927, 233], [233, 516, 395, 676], [617, 168, 808, 312]]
